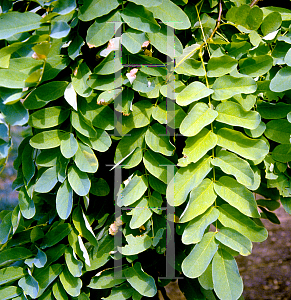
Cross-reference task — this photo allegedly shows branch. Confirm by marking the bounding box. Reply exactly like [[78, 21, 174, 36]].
[[250, 0, 261, 7], [159, 287, 172, 300], [209, 0, 223, 40]]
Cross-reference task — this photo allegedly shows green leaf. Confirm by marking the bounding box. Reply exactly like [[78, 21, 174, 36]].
[[148, 191, 163, 214], [52, 280, 68, 300], [85, 234, 113, 271], [68, 164, 90, 196], [30, 130, 69, 149], [272, 144, 291, 163], [0, 101, 29, 126], [60, 133, 78, 159], [212, 249, 243, 300], [88, 268, 126, 289], [265, 120, 291, 144], [143, 149, 177, 184], [182, 232, 219, 278], [152, 101, 186, 129], [56, 179, 73, 220], [122, 29, 148, 54], [77, 129, 111, 153], [180, 102, 218, 137], [261, 12, 282, 36], [59, 266, 82, 297], [216, 101, 260, 130], [78, 0, 120, 21], [179, 179, 216, 223], [18, 275, 39, 298], [72, 207, 98, 248], [180, 128, 217, 165], [0, 247, 33, 267], [270, 67, 291, 92], [29, 106, 69, 129], [118, 234, 152, 255], [0, 69, 32, 89], [147, 0, 191, 29], [214, 176, 260, 218], [211, 150, 255, 186], [18, 186, 35, 219], [176, 81, 213, 106], [90, 178, 110, 196], [114, 127, 147, 163], [102, 283, 134, 300], [94, 51, 122, 75], [198, 263, 213, 291], [122, 100, 153, 130], [86, 11, 122, 48], [239, 55, 273, 77], [175, 58, 205, 76], [145, 123, 175, 156], [40, 223, 72, 250], [257, 102, 291, 119], [147, 24, 183, 58], [215, 228, 252, 256], [218, 204, 268, 242], [72, 62, 92, 97], [0, 267, 25, 285], [217, 128, 269, 161], [121, 3, 160, 33], [36, 148, 60, 167], [128, 197, 152, 229], [50, 21, 70, 39], [124, 262, 157, 297], [226, 41, 252, 60], [0, 211, 12, 244], [245, 121, 266, 138], [65, 247, 83, 278], [207, 55, 238, 77], [128, 0, 162, 7], [0, 12, 41, 39], [71, 111, 97, 138], [23, 82, 69, 110], [34, 166, 58, 193], [80, 100, 114, 130], [25, 247, 47, 268], [182, 207, 220, 245], [285, 48, 291, 67], [0, 286, 22, 300], [167, 155, 212, 206], [33, 264, 63, 298], [74, 142, 98, 173], [212, 75, 257, 100], [117, 174, 148, 206], [160, 80, 185, 100], [52, 0, 76, 14], [88, 73, 122, 91]]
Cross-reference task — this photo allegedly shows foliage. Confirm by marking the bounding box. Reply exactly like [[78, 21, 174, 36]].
[[0, 0, 291, 299]]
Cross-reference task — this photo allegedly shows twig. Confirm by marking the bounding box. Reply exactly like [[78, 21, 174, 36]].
[[250, 0, 261, 7], [209, 0, 223, 40]]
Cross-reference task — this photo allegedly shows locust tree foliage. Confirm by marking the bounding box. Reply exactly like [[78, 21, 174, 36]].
[[0, 0, 291, 299]]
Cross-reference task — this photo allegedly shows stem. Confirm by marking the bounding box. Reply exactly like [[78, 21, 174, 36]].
[[160, 287, 171, 300], [250, 0, 261, 7], [209, 0, 223, 40], [195, 5, 211, 58]]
